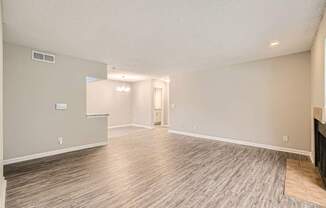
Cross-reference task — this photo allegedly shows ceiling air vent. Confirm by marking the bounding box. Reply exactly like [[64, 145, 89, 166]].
[[32, 50, 55, 64]]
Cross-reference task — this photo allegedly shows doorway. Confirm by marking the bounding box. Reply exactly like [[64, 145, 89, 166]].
[[152, 79, 169, 127], [153, 87, 163, 126]]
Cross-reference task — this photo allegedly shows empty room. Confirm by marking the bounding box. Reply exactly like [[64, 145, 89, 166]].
[[1, 0, 326, 207]]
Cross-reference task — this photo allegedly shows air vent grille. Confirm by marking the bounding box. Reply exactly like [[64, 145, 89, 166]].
[[32, 50, 55, 64]]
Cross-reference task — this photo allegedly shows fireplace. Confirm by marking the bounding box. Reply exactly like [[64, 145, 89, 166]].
[[314, 119, 326, 186]]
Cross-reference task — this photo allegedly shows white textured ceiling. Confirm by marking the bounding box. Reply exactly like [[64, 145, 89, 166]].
[[3, 0, 326, 76]]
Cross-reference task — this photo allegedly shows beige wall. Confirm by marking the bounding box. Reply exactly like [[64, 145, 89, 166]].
[[131, 80, 153, 127], [87, 80, 132, 126], [88, 79, 169, 128], [311, 10, 326, 117], [310, 10, 326, 162], [0, 1, 4, 187], [170, 52, 311, 151], [4, 43, 108, 159]]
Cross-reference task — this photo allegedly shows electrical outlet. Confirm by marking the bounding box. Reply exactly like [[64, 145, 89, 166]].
[[193, 125, 197, 130], [55, 103, 67, 110], [58, 137, 63, 145], [283, 136, 289, 143]]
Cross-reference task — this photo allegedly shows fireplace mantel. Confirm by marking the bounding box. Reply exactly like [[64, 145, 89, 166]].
[[314, 107, 326, 124]]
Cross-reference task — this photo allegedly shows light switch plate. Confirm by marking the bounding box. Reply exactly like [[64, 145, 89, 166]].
[[55, 103, 67, 110]]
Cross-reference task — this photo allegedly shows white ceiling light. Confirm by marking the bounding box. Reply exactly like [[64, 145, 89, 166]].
[[108, 70, 150, 82], [160, 76, 170, 83], [270, 41, 280, 48], [116, 85, 131, 92]]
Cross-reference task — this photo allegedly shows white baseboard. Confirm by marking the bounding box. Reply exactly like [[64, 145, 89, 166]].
[[108, 124, 154, 129], [169, 130, 311, 156], [0, 177, 6, 208], [131, 124, 154, 129], [108, 124, 132, 129], [4, 141, 108, 165]]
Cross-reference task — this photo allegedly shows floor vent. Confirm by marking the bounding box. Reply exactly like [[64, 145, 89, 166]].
[[32, 50, 55, 64]]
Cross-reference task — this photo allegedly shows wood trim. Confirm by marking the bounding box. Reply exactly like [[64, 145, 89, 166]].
[[3, 142, 108, 165], [169, 130, 311, 156]]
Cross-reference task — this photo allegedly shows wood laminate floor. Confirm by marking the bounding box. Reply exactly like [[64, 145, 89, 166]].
[[4, 128, 318, 208], [109, 126, 148, 138]]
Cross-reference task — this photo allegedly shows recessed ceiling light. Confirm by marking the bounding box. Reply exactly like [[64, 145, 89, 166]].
[[270, 41, 280, 48]]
